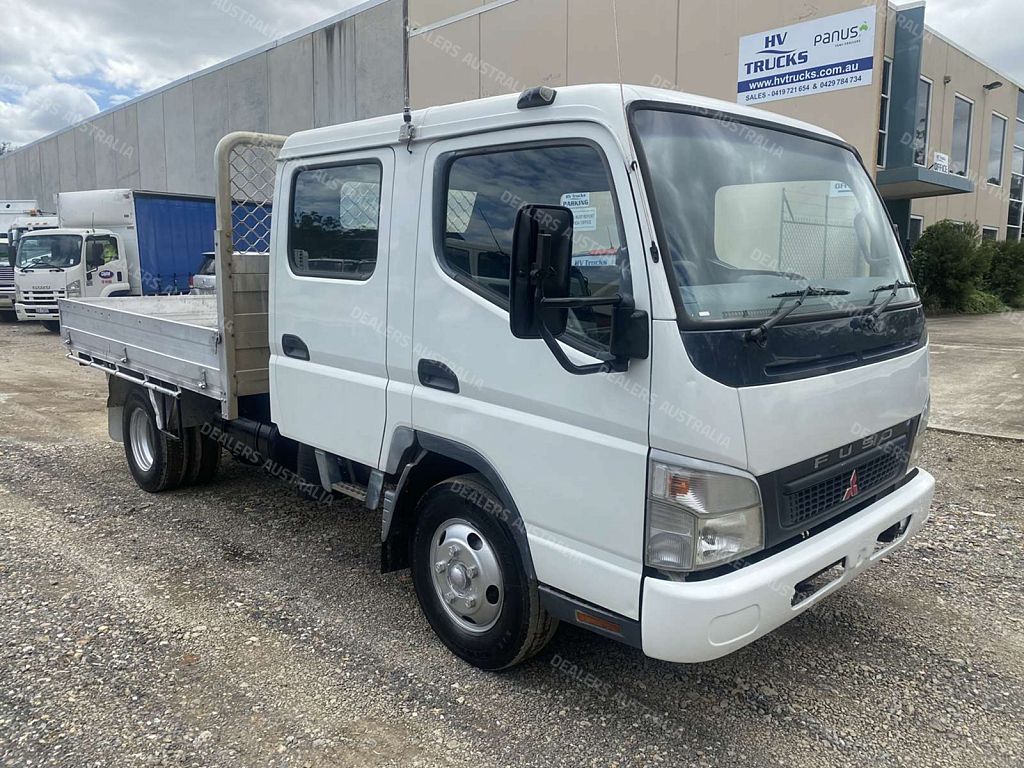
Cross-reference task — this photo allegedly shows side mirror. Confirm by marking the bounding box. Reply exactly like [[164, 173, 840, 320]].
[[6, 246, 14, 269], [509, 203, 649, 376], [510, 204, 574, 340]]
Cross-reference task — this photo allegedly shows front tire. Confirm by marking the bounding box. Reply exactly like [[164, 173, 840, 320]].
[[0, 310, 16, 323], [410, 475, 557, 670], [122, 391, 187, 493], [41, 320, 61, 333]]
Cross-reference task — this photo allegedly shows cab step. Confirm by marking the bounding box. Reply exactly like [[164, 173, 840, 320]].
[[331, 481, 368, 503]]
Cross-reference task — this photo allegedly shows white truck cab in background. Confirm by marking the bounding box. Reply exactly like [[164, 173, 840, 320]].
[[0, 200, 44, 320], [62, 85, 934, 670]]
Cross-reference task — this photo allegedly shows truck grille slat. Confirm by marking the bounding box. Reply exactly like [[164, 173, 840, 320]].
[[781, 438, 908, 528]]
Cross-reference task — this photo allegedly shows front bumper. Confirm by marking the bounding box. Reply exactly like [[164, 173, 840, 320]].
[[641, 469, 934, 663], [15, 302, 60, 322], [0, 293, 13, 310]]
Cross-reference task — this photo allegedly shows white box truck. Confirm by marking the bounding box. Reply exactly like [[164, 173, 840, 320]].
[[14, 189, 215, 331], [60, 85, 934, 670], [0, 200, 42, 319]]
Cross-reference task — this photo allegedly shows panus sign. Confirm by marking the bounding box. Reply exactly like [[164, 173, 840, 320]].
[[738, 8, 876, 106]]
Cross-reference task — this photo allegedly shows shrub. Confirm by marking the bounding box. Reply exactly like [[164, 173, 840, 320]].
[[962, 288, 1006, 315], [911, 221, 989, 312], [982, 239, 1024, 308]]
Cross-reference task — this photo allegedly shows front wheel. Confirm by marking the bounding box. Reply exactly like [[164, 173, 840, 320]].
[[410, 475, 557, 670], [41, 320, 61, 333]]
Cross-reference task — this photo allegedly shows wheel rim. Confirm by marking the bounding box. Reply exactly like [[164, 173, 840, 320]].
[[429, 518, 504, 634], [129, 407, 156, 473]]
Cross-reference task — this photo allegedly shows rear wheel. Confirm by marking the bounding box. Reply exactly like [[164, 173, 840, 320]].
[[410, 475, 557, 670], [182, 426, 222, 486], [122, 391, 187, 493], [295, 443, 325, 502], [41, 320, 60, 333]]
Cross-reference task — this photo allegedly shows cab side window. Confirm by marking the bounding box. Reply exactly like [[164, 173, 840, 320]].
[[440, 143, 630, 350], [289, 162, 382, 281], [86, 236, 118, 270]]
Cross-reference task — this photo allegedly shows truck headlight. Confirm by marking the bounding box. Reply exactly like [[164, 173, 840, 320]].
[[646, 458, 764, 572], [907, 397, 930, 469], [66, 280, 81, 297]]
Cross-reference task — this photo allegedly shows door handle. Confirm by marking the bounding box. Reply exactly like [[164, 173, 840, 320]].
[[418, 359, 460, 394], [282, 334, 310, 361]]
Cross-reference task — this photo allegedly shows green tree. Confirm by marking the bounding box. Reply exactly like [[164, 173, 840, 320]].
[[911, 221, 990, 312], [982, 238, 1024, 308]]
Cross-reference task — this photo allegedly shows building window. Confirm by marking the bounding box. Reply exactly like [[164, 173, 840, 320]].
[[949, 220, 965, 232], [877, 59, 892, 168], [1009, 90, 1024, 243], [982, 227, 999, 241], [289, 162, 382, 280], [988, 113, 1007, 186], [440, 143, 630, 350], [951, 95, 973, 176], [914, 77, 932, 167], [909, 215, 924, 248]]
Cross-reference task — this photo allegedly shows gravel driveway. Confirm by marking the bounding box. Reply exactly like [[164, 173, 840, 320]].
[[0, 321, 1021, 767]]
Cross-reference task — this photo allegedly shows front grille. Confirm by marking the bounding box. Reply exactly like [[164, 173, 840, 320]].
[[19, 290, 65, 306], [0, 264, 13, 285], [781, 438, 908, 528]]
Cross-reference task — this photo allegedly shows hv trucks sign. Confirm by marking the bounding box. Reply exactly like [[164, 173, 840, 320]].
[[737, 8, 876, 106]]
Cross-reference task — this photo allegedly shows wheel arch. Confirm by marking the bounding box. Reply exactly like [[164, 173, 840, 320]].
[[381, 431, 536, 582]]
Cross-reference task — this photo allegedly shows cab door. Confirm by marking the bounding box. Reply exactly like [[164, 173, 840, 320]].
[[411, 124, 653, 620], [271, 148, 395, 468], [83, 234, 128, 297]]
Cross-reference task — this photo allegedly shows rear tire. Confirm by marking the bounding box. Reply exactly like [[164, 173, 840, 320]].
[[182, 426, 222, 486], [410, 474, 557, 671], [295, 444, 325, 502], [42, 320, 60, 333], [122, 390, 187, 493]]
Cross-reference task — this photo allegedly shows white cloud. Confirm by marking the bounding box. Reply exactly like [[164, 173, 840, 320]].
[[925, 0, 1024, 85], [0, 84, 100, 145], [0, 0, 362, 145]]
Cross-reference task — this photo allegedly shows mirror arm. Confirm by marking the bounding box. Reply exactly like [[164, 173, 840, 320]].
[[537, 317, 622, 376], [536, 291, 629, 376]]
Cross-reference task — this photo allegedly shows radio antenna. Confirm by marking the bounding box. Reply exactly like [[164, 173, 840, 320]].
[[400, 0, 416, 152]]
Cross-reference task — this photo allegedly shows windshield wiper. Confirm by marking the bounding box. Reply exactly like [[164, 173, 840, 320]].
[[20, 263, 62, 271], [860, 280, 917, 328], [746, 285, 851, 345]]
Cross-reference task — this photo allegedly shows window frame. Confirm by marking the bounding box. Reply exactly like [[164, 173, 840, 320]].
[[987, 111, 1008, 187], [1009, 91, 1024, 243], [909, 215, 925, 248], [981, 226, 999, 241], [914, 76, 933, 168], [951, 93, 974, 177], [432, 137, 632, 316], [877, 58, 892, 168], [286, 157, 385, 282]]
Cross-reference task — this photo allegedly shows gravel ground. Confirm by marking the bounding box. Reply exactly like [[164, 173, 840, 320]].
[[0, 320, 1022, 768]]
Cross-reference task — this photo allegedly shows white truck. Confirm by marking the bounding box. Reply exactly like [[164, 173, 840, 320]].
[[14, 189, 215, 331], [0, 200, 43, 320], [60, 85, 934, 670]]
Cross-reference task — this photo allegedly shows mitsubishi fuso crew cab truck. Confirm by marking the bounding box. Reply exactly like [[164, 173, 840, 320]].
[[60, 85, 934, 670], [14, 189, 215, 331]]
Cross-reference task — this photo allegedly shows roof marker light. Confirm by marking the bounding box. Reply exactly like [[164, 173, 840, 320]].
[[518, 87, 557, 110]]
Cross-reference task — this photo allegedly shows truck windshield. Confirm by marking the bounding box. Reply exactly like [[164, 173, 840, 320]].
[[16, 235, 83, 269], [631, 108, 917, 324]]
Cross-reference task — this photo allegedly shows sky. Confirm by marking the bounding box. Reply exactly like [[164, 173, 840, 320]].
[[0, 0, 1022, 148]]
